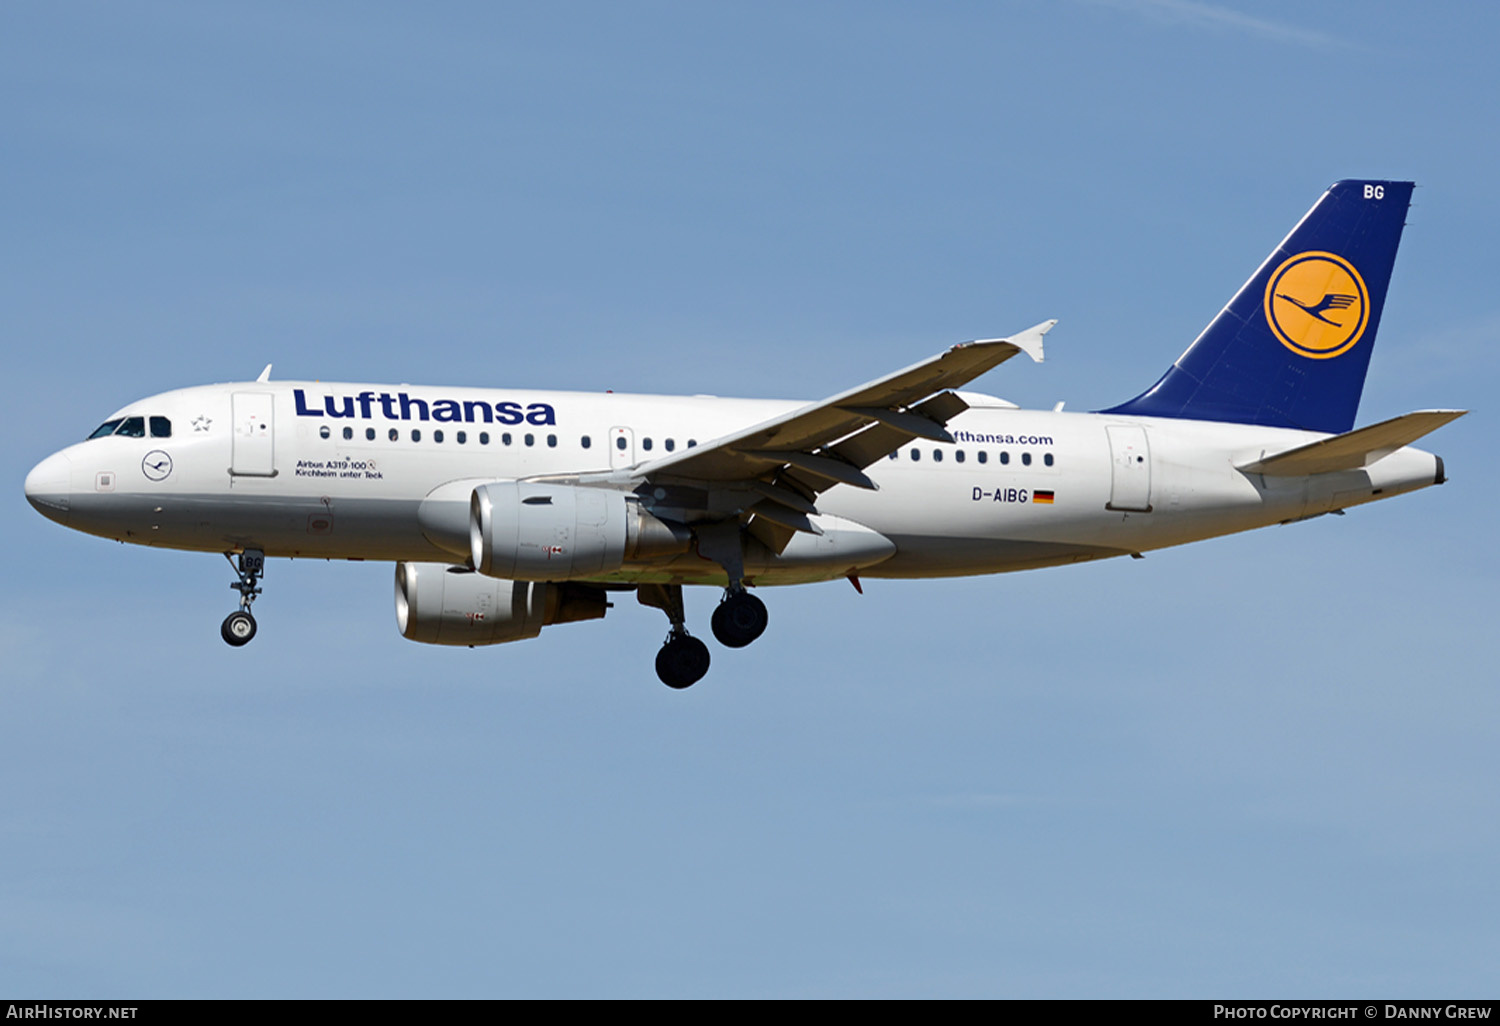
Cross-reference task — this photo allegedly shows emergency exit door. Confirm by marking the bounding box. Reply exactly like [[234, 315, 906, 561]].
[[609, 426, 635, 469]]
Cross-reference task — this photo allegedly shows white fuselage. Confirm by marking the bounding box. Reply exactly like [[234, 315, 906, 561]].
[[25, 380, 1444, 587]]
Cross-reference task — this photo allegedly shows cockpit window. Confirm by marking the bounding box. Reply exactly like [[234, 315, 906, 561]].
[[88, 419, 124, 440], [116, 417, 146, 438], [150, 416, 171, 438]]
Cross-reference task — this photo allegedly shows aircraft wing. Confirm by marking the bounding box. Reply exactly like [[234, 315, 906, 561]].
[[591, 320, 1054, 546]]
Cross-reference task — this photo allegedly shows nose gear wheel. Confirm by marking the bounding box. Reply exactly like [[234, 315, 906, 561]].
[[222, 549, 265, 648], [221, 610, 257, 646]]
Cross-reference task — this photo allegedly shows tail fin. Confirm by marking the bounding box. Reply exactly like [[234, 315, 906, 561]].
[[1102, 179, 1413, 434]]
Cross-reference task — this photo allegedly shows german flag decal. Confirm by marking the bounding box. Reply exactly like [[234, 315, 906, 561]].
[[1033, 490, 1055, 504]]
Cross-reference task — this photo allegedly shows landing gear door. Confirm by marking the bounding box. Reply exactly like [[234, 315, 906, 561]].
[[231, 392, 277, 477], [609, 426, 635, 469], [1106, 425, 1152, 512]]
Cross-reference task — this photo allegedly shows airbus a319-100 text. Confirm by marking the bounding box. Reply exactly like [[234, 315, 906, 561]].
[[24, 180, 1463, 688]]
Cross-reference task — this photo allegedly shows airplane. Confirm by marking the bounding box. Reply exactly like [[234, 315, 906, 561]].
[[24, 179, 1465, 689]]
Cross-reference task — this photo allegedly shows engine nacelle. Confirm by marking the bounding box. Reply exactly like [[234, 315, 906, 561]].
[[395, 561, 607, 646], [469, 482, 689, 581]]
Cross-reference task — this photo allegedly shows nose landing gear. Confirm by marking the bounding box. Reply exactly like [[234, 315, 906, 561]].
[[221, 549, 264, 647], [221, 609, 257, 646]]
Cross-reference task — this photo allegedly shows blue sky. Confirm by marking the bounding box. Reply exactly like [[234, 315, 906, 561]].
[[4, 1, 1497, 997]]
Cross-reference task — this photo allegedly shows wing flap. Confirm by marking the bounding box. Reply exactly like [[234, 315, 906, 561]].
[[839, 406, 955, 442]]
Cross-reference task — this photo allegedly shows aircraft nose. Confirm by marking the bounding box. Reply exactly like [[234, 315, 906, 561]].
[[24, 451, 72, 524]]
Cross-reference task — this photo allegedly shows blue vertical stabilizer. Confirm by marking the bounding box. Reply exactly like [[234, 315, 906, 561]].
[[1102, 180, 1413, 434]]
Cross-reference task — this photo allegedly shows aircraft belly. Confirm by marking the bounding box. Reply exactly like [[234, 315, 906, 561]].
[[863, 535, 1126, 578], [66, 491, 446, 561]]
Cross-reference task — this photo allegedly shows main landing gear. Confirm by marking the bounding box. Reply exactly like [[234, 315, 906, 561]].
[[638, 584, 710, 688], [656, 632, 712, 690], [710, 588, 768, 648], [221, 549, 264, 647], [637, 522, 774, 688], [638, 581, 770, 689]]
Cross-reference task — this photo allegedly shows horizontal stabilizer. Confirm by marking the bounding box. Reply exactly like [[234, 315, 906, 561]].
[[1238, 410, 1466, 476]]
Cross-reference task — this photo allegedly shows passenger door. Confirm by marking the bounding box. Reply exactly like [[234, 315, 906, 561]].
[[231, 392, 276, 476], [1105, 425, 1152, 512]]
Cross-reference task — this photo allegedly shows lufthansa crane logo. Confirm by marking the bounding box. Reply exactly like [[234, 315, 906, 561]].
[[1264, 251, 1369, 360], [142, 450, 173, 482]]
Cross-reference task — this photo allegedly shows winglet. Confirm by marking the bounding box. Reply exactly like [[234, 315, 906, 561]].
[[256, 364, 273, 383], [970, 319, 1055, 365]]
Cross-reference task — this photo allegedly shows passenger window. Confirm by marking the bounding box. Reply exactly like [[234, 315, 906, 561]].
[[88, 419, 123, 440], [955, 450, 965, 463], [366, 428, 376, 441], [319, 426, 330, 439], [1022, 452, 1031, 466], [888, 451, 899, 460], [150, 416, 171, 438], [932, 449, 943, 462], [434, 430, 444, 443], [978, 451, 987, 464], [547, 434, 557, 448], [910, 449, 920, 462], [582, 436, 591, 449], [388, 428, 398, 441], [343, 427, 353, 440], [642, 437, 653, 451], [480, 432, 490, 445], [411, 429, 422, 442], [1000, 451, 1009, 465], [457, 431, 467, 444], [687, 439, 697, 448], [524, 433, 534, 447], [665, 438, 675, 452], [616, 436, 627, 450], [1044, 453, 1054, 467], [502, 432, 512, 445]]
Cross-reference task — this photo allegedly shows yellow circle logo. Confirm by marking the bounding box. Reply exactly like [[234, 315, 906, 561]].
[[1263, 251, 1369, 359]]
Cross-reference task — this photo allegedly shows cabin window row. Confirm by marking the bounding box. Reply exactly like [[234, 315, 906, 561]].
[[638, 436, 690, 452], [891, 448, 1055, 467], [317, 426, 698, 450]]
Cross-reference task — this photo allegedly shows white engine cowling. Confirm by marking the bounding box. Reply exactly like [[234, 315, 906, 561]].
[[395, 561, 607, 646], [469, 482, 689, 581]]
